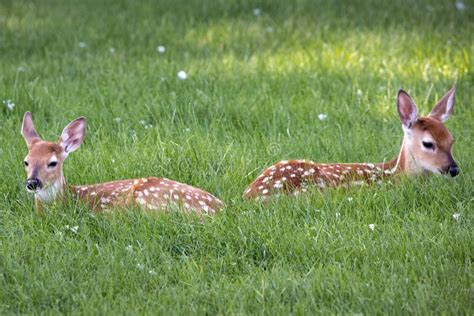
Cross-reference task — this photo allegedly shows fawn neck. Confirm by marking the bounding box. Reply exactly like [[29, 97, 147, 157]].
[[395, 138, 417, 175], [382, 136, 423, 176]]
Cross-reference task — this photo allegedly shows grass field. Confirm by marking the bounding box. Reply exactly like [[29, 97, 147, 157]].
[[1, 0, 473, 314]]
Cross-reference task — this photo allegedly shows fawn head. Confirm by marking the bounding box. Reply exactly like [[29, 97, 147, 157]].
[[397, 86, 458, 177], [21, 112, 86, 196]]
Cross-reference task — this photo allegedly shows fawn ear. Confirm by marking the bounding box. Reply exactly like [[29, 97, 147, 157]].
[[21, 112, 40, 147], [397, 89, 418, 130], [59, 117, 86, 155], [429, 85, 456, 123]]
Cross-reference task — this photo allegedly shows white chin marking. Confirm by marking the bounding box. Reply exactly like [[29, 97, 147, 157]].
[[35, 181, 62, 203], [422, 166, 441, 174]]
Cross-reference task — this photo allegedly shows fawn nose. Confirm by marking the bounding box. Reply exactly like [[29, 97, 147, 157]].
[[26, 178, 42, 191], [448, 165, 459, 177]]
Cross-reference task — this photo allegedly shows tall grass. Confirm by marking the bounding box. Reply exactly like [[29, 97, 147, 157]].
[[0, 0, 472, 314]]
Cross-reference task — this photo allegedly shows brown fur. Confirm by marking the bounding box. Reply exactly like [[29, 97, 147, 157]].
[[243, 159, 399, 199], [414, 117, 453, 151], [404, 117, 455, 174], [24, 141, 65, 190]]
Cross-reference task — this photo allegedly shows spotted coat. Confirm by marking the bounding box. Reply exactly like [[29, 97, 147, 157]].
[[73, 177, 224, 214], [243, 159, 398, 199]]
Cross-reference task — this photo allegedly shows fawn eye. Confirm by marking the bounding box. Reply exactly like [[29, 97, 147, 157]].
[[422, 141, 434, 149], [24, 161, 29, 167], [48, 161, 58, 168]]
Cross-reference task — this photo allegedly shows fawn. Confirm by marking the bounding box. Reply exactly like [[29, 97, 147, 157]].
[[244, 86, 459, 199], [21, 112, 224, 214]]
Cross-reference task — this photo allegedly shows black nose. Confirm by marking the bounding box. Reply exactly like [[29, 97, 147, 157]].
[[449, 165, 459, 177], [26, 178, 41, 191]]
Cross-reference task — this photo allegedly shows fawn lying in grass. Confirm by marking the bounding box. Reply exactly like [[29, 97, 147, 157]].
[[244, 86, 459, 199], [21, 112, 224, 214]]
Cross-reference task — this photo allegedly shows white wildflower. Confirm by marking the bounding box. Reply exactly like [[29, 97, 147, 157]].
[[109, 47, 115, 53], [347, 197, 353, 202], [125, 245, 133, 252], [78, 42, 87, 48], [455, 1, 466, 11], [148, 269, 157, 275], [65, 225, 78, 234], [253, 8, 261, 16], [3, 99, 15, 111], [136, 263, 144, 270], [335, 212, 341, 219], [114, 117, 122, 123], [356, 89, 363, 97], [368, 223, 375, 231], [265, 26, 273, 33], [452, 213, 461, 221], [177, 70, 188, 80], [318, 113, 327, 121], [156, 45, 166, 53]]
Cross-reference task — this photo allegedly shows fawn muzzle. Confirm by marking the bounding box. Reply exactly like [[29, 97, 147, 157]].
[[26, 178, 42, 192]]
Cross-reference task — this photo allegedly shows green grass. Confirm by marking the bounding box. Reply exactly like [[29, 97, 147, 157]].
[[1, 0, 473, 314]]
